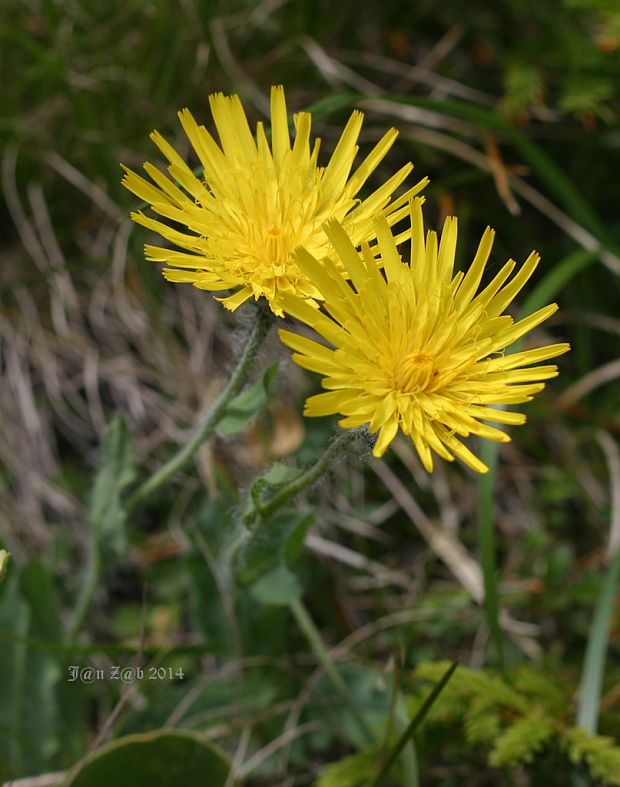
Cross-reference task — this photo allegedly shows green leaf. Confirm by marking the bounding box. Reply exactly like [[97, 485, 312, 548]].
[[0, 560, 86, 776], [62, 729, 230, 787], [187, 500, 239, 652], [250, 564, 301, 606], [247, 462, 302, 515], [370, 662, 458, 787], [0, 570, 62, 776], [90, 415, 135, 567], [19, 560, 63, 645], [235, 508, 314, 587], [218, 363, 279, 436], [258, 462, 301, 486]]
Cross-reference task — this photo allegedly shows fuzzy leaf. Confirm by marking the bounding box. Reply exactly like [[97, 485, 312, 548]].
[[250, 564, 301, 606], [90, 415, 135, 567], [218, 363, 278, 435], [235, 508, 313, 587], [248, 462, 302, 513]]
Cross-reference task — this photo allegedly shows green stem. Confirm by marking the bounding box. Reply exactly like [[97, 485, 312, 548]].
[[126, 304, 274, 513], [256, 429, 359, 520], [288, 596, 375, 744], [242, 430, 368, 746], [370, 662, 458, 787]]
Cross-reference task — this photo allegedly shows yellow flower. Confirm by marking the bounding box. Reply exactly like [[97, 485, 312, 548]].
[[278, 198, 570, 473], [122, 86, 427, 315]]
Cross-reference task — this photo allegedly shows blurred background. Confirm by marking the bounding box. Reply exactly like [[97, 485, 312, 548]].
[[1, 0, 620, 784]]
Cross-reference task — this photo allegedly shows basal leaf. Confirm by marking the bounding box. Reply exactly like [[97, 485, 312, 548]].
[[62, 729, 230, 786]]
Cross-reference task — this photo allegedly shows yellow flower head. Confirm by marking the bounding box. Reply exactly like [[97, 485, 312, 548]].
[[278, 198, 570, 473], [122, 86, 427, 315]]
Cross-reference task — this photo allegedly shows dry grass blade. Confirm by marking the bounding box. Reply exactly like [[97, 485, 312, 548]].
[[301, 37, 383, 93], [236, 721, 323, 780], [556, 359, 620, 410], [209, 15, 270, 113], [370, 458, 541, 658], [340, 49, 496, 103], [44, 151, 123, 221], [483, 132, 521, 215], [371, 458, 484, 603], [1, 773, 66, 787], [306, 531, 412, 589], [354, 106, 620, 276]]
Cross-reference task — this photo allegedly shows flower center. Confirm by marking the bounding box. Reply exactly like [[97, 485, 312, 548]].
[[252, 224, 294, 276], [265, 224, 285, 255], [394, 351, 436, 393]]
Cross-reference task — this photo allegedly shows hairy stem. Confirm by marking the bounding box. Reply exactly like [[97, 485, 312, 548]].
[[255, 429, 360, 520], [126, 303, 274, 513]]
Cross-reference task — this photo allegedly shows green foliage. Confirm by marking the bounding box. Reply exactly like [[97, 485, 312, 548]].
[[490, 0, 620, 121], [499, 62, 545, 119], [0, 572, 60, 774], [462, 698, 502, 746], [412, 660, 620, 782], [511, 665, 568, 717], [564, 727, 620, 786], [316, 748, 380, 787], [3, 0, 620, 784], [489, 710, 555, 767], [0, 564, 84, 776], [235, 507, 314, 588], [416, 661, 530, 717], [186, 499, 240, 653]]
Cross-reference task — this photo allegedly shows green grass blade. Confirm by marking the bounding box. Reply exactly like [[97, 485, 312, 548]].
[[369, 662, 458, 787], [576, 545, 620, 733], [393, 692, 419, 787]]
